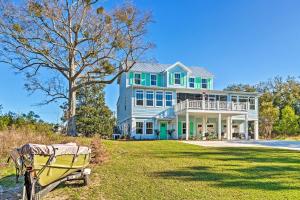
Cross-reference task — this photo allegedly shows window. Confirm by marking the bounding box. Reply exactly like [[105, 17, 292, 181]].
[[136, 122, 143, 134], [231, 96, 237, 103], [239, 96, 248, 103], [165, 92, 173, 106], [136, 90, 144, 106], [174, 73, 181, 85], [182, 122, 186, 134], [146, 91, 154, 106], [156, 91, 163, 107], [249, 97, 255, 110], [134, 73, 141, 85], [151, 74, 157, 86], [189, 77, 195, 88], [202, 79, 208, 89], [146, 122, 153, 134]]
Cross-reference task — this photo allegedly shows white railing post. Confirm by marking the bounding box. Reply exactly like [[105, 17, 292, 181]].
[[202, 99, 205, 110], [186, 99, 189, 110]]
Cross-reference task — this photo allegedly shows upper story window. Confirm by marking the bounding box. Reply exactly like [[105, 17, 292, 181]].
[[174, 73, 181, 85], [156, 91, 163, 107], [136, 90, 144, 106], [165, 92, 173, 106], [134, 73, 141, 85], [151, 74, 157, 86], [202, 79, 208, 89], [189, 77, 195, 88], [146, 91, 154, 106], [249, 97, 255, 110], [136, 122, 143, 134], [146, 122, 153, 134]]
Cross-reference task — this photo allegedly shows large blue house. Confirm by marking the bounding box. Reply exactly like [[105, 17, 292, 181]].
[[117, 62, 259, 140]]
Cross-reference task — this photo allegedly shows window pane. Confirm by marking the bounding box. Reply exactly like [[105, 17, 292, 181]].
[[146, 122, 153, 134], [146, 91, 154, 106], [175, 73, 181, 84], [182, 122, 186, 134], [136, 90, 143, 106], [166, 92, 172, 106], [156, 92, 163, 106], [136, 122, 143, 134], [249, 97, 255, 110], [151, 74, 157, 86], [134, 74, 141, 84], [202, 79, 207, 88], [189, 78, 195, 88]]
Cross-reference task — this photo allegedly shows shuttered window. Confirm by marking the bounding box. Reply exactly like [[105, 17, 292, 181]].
[[174, 73, 181, 85]]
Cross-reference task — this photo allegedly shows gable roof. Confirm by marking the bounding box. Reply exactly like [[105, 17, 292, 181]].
[[129, 62, 214, 78]]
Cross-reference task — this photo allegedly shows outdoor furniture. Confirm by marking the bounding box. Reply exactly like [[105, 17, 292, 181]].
[[9, 143, 91, 200]]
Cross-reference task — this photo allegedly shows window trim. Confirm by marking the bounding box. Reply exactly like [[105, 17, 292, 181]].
[[150, 74, 157, 86], [136, 121, 144, 134], [135, 90, 144, 106], [174, 72, 181, 85], [189, 77, 195, 88], [155, 91, 164, 107], [165, 91, 173, 107], [146, 90, 154, 107], [134, 73, 141, 85], [146, 121, 153, 134]]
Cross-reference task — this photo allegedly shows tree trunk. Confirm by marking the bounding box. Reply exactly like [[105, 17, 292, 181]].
[[67, 81, 77, 136]]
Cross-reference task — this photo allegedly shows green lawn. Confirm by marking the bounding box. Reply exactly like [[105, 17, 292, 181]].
[[2, 140, 300, 200]]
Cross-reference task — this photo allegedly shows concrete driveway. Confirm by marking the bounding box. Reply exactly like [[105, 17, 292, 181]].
[[183, 140, 300, 151]]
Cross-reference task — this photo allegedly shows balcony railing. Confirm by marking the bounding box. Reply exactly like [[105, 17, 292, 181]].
[[174, 99, 248, 113]]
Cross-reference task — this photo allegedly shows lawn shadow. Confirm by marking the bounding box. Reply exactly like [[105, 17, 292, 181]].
[[152, 147, 300, 191]]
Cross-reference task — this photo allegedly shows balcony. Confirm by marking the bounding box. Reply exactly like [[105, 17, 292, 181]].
[[174, 99, 248, 113]]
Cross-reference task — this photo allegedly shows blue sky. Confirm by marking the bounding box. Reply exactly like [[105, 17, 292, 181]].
[[1, 0, 300, 123]]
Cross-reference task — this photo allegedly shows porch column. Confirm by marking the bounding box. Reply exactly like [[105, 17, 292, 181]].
[[185, 111, 189, 140], [218, 113, 222, 140], [227, 116, 232, 140], [202, 115, 207, 138], [245, 114, 249, 140], [254, 120, 259, 140], [175, 114, 179, 139]]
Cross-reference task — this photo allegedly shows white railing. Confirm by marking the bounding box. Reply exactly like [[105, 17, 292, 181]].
[[174, 99, 248, 113]]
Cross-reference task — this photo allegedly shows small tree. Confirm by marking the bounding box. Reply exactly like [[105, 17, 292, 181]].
[[276, 105, 299, 135], [259, 101, 279, 139], [0, 0, 152, 135], [75, 84, 115, 137]]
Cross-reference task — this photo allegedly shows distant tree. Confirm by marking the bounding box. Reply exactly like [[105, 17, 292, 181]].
[[75, 84, 115, 137], [224, 84, 256, 92], [0, 0, 153, 136], [259, 100, 279, 139], [275, 105, 299, 135]]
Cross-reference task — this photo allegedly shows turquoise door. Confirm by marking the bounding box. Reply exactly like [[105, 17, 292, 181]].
[[160, 122, 167, 140]]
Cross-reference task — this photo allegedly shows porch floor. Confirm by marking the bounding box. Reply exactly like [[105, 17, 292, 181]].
[[182, 140, 300, 151]]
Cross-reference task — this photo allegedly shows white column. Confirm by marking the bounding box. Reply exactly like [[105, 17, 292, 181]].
[[227, 116, 232, 140], [175, 115, 179, 139], [254, 120, 259, 140], [245, 114, 249, 140], [202, 115, 207, 138], [185, 111, 189, 140], [218, 113, 222, 140]]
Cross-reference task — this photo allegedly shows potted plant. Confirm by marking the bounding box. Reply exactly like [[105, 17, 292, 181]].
[[167, 129, 175, 139]]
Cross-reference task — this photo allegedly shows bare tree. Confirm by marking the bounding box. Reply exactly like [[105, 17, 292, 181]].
[[0, 0, 153, 135]]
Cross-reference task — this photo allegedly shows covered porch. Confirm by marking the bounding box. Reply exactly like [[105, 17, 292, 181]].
[[175, 111, 259, 141]]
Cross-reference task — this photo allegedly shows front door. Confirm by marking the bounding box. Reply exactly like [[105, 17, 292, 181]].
[[160, 122, 167, 140]]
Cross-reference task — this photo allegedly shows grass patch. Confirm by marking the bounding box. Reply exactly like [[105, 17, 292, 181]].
[[41, 140, 300, 200]]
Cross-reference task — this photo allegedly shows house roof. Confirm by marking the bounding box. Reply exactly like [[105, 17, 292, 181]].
[[129, 61, 214, 78]]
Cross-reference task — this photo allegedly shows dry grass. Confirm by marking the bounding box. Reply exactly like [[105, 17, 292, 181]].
[[90, 137, 108, 164]]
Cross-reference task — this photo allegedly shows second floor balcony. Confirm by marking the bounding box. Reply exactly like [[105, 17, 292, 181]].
[[174, 99, 249, 113]]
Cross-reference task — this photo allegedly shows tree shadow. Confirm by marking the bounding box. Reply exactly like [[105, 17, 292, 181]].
[[151, 147, 300, 191], [153, 165, 300, 191]]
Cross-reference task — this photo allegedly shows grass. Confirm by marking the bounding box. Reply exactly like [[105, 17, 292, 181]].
[[39, 140, 300, 200]]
